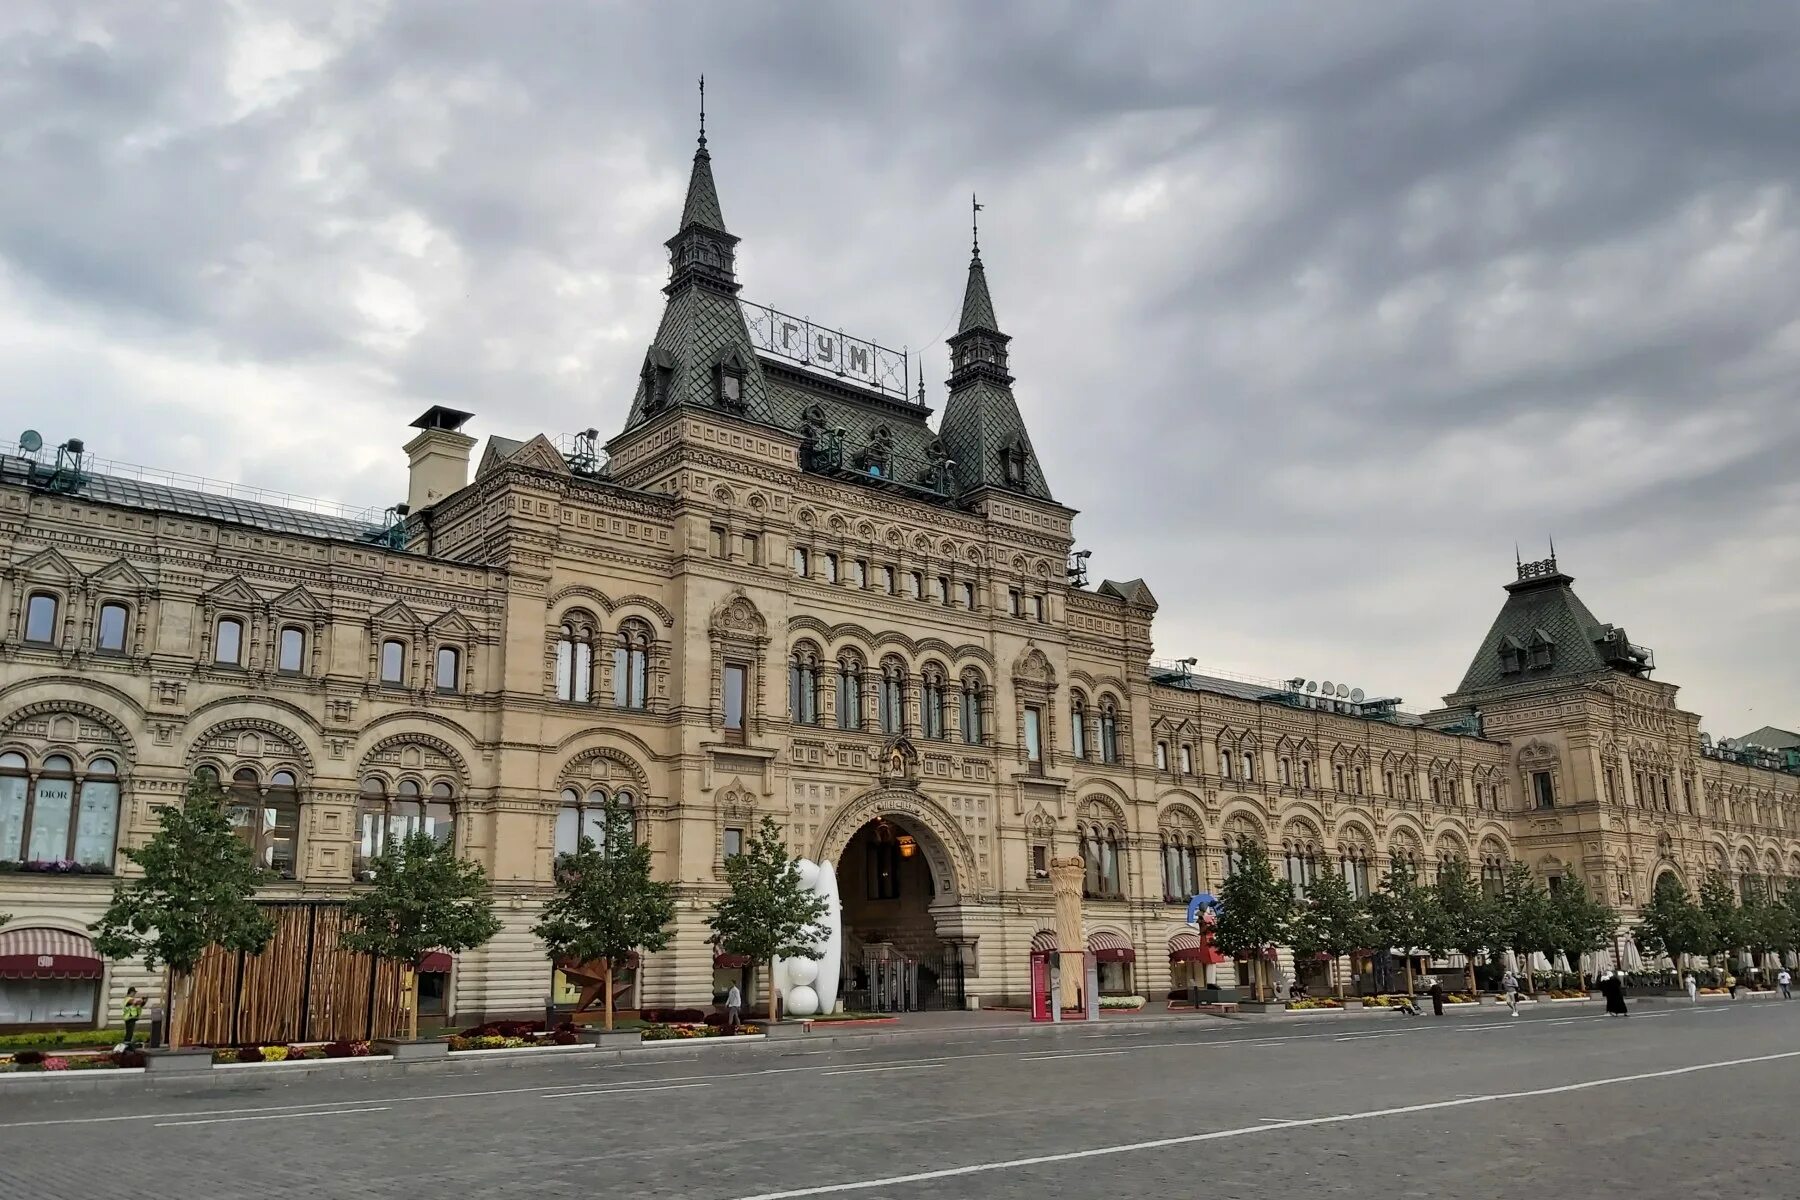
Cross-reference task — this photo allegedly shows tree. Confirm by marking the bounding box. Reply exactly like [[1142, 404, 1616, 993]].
[[1696, 870, 1743, 970], [340, 832, 502, 1041], [1433, 858, 1498, 993], [533, 795, 675, 1031], [706, 816, 827, 1024], [1738, 888, 1796, 974], [90, 772, 275, 1048], [1212, 839, 1292, 1002], [1366, 862, 1438, 995], [1285, 862, 1370, 998], [1636, 874, 1708, 970], [1492, 862, 1555, 992], [1546, 876, 1618, 985]]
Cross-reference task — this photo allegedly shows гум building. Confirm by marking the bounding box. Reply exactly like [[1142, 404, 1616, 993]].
[[3, 120, 1798, 1031]]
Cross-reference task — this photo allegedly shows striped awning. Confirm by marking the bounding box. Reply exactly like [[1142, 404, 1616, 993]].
[[1029, 929, 1059, 953], [0, 927, 103, 980], [419, 951, 453, 973], [1167, 931, 1226, 965], [1087, 930, 1136, 964]]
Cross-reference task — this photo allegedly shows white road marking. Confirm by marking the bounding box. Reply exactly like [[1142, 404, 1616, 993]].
[[539, 1082, 711, 1100], [822, 1064, 941, 1076], [155, 1106, 390, 1128], [1022, 1050, 1127, 1061], [729, 1049, 1800, 1199]]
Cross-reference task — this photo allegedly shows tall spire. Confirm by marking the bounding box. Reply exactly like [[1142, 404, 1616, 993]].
[[679, 75, 727, 234], [959, 193, 998, 333]]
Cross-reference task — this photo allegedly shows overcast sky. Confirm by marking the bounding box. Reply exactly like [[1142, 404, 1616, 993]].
[[3, 2, 1797, 735]]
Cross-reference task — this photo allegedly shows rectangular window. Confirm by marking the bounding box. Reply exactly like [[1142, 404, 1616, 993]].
[[215, 618, 244, 666], [852, 559, 868, 588], [723, 663, 747, 741], [742, 533, 760, 564], [1180, 745, 1193, 774], [883, 566, 897, 594], [961, 582, 976, 609], [1156, 742, 1169, 771], [1023, 706, 1043, 771], [934, 576, 948, 604], [279, 627, 305, 673], [23, 593, 58, 644], [381, 639, 406, 684], [723, 827, 744, 860], [97, 603, 128, 653], [710, 526, 726, 557], [792, 546, 810, 577], [908, 572, 923, 600], [436, 646, 461, 692], [824, 553, 840, 584], [1032, 595, 1045, 622], [1008, 589, 1022, 617], [1032, 844, 1049, 877], [1532, 770, 1555, 809]]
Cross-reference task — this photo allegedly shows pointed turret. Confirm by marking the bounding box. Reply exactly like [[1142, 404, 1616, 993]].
[[619, 82, 772, 432], [936, 200, 1053, 501]]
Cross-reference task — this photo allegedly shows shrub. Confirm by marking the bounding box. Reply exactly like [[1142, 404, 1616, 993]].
[[260, 1045, 290, 1063], [113, 1049, 147, 1069], [551, 1030, 578, 1045], [236, 1045, 263, 1064], [1098, 995, 1147, 1009], [13, 1050, 44, 1066], [322, 1040, 368, 1058]]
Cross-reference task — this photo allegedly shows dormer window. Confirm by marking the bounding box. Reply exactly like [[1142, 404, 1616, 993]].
[[1528, 628, 1555, 670], [1498, 635, 1524, 675], [999, 441, 1029, 489], [714, 351, 748, 412], [642, 348, 677, 413]]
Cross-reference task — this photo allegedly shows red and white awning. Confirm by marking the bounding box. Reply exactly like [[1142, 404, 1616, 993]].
[[1087, 930, 1137, 964], [1029, 929, 1059, 953], [1167, 930, 1226, 965], [0, 927, 103, 980]]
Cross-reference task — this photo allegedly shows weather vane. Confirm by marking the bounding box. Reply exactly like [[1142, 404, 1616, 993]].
[[972, 193, 983, 256], [698, 74, 706, 145]]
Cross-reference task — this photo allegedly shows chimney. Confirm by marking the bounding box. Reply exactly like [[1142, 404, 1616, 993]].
[[403, 406, 476, 512]]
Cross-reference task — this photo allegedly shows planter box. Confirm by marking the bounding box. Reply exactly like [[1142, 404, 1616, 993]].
[[1236, 1001, 1279, 1013], [145, 1047, 215, 1075], [371, 1038, 449, 1062], [1340, 998, 1363, 1010], [763, 1020, 813, 1040], [576, 1029, 643, 1049]]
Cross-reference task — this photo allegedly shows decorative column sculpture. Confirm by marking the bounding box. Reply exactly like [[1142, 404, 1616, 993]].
[[1050, 856, 1085, 1010]]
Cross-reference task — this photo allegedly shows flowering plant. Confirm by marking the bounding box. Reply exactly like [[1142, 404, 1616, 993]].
[[43, 1057, 70, 1070]]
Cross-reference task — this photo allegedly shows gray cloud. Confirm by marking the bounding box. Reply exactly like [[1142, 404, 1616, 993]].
[[1, 0, 1796, 733]]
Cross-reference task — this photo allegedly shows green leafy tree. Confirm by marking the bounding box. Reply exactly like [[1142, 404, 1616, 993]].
[[1546, 876, 1618, 985], [1212, 839, 1293, 1002], [1738, 889, 1796, 974], [706, 816, 827, 1023], [1492, 862, 1555, 993], [1697, 870, 1743, 970], [1433, 858, 1498, 993], [90, 773, 275, 1048], [1636, 874, 1708, 969], [1367, 862, 1438, 995], [533, 795, 675, 1031], [1286, 862, 1371, 998], [340, 832, 502, 1040]]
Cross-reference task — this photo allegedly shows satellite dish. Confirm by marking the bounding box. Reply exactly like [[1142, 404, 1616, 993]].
[[1350, 688, 1365, 704], [1304, 681, 1317, 694], [18, 430, 42, 453], [1700, 733, 1713, 748], [1320, 681, 1333, 696], [1335, 683, 1350, 698]]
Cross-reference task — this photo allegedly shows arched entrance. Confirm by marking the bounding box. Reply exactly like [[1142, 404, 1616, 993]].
[[832, 812, 968, 1012]]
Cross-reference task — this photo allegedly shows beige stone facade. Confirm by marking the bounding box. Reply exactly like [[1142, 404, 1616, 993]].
[[4, 127, 1798, 1027]]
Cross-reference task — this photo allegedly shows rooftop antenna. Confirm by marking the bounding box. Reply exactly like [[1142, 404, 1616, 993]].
[[1350, 688, 1365, 704]]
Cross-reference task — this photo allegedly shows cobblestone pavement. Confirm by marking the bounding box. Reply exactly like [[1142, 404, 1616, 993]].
[[1, 1000, 1794, 1199]]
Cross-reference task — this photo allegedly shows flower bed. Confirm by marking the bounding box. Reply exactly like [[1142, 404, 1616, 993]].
[[641, 1022, 763, 1041], [1099, 995, 1146, 1010], [1285, 997, 1344, 1010], [1, 1048, 144, 1073], [211, 1040, 371, 1064]]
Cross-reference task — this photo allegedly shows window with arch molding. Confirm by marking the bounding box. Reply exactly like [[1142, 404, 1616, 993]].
[[1070, 693, 1088, 760], [1353, 765, 1365, 795], [1180, 744, 1193, 774], [436, 646, 461, 693], [920, 665, 947, 740], [216, 617, 245, 666], [1333, 764, 1345, 793], [1283, 836, 1319, 898], [24, 592, 60, 645], [555, 616, 596, 702], [1161, 829, 1202, 903], [1, 752, 121, 869], [1299, 758, 1312, 789], [380, 639, 406, 685], [555, 786, 637, 857], [1081, 819, 1124, 899], [278, 626, 306, 674], [226, 766, 300, 879], [836, 654, 864, 731], [789, 646, 822, 725], [1279, 757, 1292, 787], [97, 602, 130, 654], [1220, 745, 1234, 780], [959, 670, 985, 745], [1098, 700, 1119, 764], [1480, 848, 1507, 898], [1155, 741, 1169, 772], [878, 658, 907, 735], [356, 777, 454, 874], [613, 621, 651, 709], [1339, 842, 1372, 899]]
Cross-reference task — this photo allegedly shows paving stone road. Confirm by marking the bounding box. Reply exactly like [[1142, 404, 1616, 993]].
[[0, 1000, 1794, 1199]]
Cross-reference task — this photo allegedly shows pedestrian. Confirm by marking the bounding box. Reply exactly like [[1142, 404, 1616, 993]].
[[1502, 968, 1520, 1017], [1726, 971, 1738, 999], [725, 982, 742, 1031], [1780, 969, 1792, 1001], [1428, 977, 1446, 1017], [1600, 970, 1628, 1016], [1684, 972, 1698, 1004], [121, 987, 144, 1046]]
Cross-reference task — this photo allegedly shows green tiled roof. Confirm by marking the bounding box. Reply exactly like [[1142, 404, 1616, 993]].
[[1452, 565, 1614, 696], [959, 253, 997, 334]]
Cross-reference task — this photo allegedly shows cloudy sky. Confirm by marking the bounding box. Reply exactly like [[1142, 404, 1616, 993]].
[[3, 2, 1797, 735]]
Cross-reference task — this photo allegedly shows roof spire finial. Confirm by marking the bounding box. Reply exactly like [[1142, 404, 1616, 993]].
[[971, 193, 983, 262], [1515, 542, 1521, 570], [698, 74, 706, 148]]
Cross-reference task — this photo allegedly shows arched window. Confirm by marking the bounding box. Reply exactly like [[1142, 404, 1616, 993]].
[[1339, 843, 1372, 899], [1220, 745, 1234, 780], [959, 671, 985, 745], [1299, 758, 1312, 789], [1098, 701, 1119, 764], [878, 658, 907, 735], [97, 602, 129, 654], [1155, 741, 1169, 771], [1278, 757, 1292, 787], [1225, 835, 1256, 879], [613, 621, 651, 709], [226, 768, 301, 879], [836, 654, 864, 731], [1102, 826, 1123, 897], [1241, 751, 1255, 782], [380, 639, 406, 685], [278, 626, 306, 673], [1070, 694, 1088, 760], [435, 646, 461, 693], [26, 755, 75, 863], [1353, 766, 1365, 795], [215, 617, 244, 666], [555, 617, 595, 702], [789, 646, 822, 725], [556, 786, 636, 858], [356, 777, 456, 874], [24, 592, 59, 644], [1162, 832, 1203, 903], [1283, 839, 1319, 898], [1401, 772, 1413, 801], [1333, 764, 1345, 793], [1384, 769, 1396, 796], [1083, 825, 1102, 897], [920, 666, 946, 740], [2, 753, 123, 869], [1180, 744, 1193, 774]]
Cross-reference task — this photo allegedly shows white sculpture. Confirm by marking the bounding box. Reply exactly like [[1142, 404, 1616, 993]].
[[774, 857, 841, 1017]]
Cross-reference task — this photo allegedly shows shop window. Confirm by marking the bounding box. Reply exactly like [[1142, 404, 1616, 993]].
[[2, 754, 121, 869]]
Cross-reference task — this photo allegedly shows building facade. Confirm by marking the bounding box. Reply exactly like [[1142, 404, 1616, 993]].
[[4, 124, 1798, 1029]]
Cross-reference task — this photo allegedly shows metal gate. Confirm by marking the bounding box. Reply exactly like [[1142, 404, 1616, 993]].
[[862, 944, 965, 1013]]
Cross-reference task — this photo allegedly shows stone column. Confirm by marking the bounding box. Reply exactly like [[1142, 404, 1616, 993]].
[[1050, 856, 1085, 1009]]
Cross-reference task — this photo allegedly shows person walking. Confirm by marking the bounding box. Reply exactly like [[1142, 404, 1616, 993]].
[[1600, 971, 1628, 1016], [1779, 968, 1792, 1001], [1428, 977, 1446, 1017], [1684, 972, 1698, 1004], [1726, 971, 1738, 999], [725, 982, 742, 1031], [121, 987, 144, 1047], [1502, 968, 1521, 1017]]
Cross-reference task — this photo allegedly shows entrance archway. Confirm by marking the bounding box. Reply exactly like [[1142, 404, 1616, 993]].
[[831, 810, 968, 1012]]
